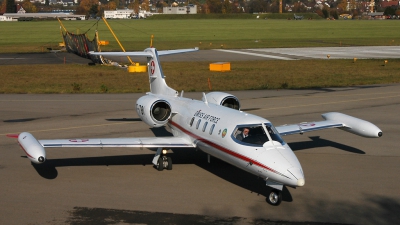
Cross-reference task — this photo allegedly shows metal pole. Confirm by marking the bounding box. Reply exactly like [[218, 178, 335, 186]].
[[102, 17, 134, 65]]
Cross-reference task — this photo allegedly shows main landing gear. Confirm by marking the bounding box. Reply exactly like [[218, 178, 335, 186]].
[[266, 189, 282, 206], [153, 148, 172, 171], [156, 155, 172, 171]]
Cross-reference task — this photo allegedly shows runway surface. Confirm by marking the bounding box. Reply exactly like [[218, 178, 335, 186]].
[[1, 46, 399, 65], [0, 52, 93, 65], [1, 84, 399, 224]]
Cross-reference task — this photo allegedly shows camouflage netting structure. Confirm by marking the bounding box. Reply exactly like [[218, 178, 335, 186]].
[[62, 31, 105, 64]]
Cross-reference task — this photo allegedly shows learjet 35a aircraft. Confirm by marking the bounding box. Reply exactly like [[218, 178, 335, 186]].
[[13, 48, 382, 206]]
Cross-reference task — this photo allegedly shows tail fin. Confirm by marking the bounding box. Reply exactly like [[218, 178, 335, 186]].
[[145, 48, 177, 96], [89, 47, 198, 96]]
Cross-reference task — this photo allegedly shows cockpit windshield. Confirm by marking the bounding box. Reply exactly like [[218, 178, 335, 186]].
[[233, 123, 285, 146]]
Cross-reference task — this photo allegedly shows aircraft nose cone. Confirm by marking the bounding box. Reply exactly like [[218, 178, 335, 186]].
[[297, 178, 305, 187], [287, 167, 305, 187]]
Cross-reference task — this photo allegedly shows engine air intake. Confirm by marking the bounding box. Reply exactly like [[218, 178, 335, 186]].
[[151, 101, 171, 122], [221, 96, 240, 110]]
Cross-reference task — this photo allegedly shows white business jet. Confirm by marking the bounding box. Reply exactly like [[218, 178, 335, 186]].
[[14, 48, 382, 206]]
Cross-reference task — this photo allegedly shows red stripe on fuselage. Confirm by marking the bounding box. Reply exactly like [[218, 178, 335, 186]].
[[18, 143, 35, 159], [168, 120, 288, 178]]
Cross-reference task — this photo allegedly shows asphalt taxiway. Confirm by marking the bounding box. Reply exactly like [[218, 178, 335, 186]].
[[1, 84, 399, 225], [1, 46, 400, 65]]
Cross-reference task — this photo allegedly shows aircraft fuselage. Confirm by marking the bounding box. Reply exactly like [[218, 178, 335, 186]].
[[155, 93, 305, 189]]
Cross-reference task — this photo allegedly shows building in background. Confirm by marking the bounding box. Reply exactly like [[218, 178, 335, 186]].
[[104, 9, 155, 19], [104, 9, 133, 19], [163, 4, 197, 14]]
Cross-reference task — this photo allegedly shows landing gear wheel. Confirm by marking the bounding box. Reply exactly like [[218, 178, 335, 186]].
[[156, 157, 164, 171], [166, 157, 172, 170], [266, 190, 282, 206]]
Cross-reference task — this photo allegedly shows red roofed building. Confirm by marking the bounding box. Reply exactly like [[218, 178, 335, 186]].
[[16, 4, 26, 14], [380, 0, 400, 8]]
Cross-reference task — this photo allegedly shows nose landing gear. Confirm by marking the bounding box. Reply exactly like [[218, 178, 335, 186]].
[[266, 189, 282, 206]]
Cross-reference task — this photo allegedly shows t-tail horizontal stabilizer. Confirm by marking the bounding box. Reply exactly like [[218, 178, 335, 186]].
[[88, 48, 198, 57]]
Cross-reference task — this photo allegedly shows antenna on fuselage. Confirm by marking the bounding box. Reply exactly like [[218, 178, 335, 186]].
[[202, 92, 208, 105]]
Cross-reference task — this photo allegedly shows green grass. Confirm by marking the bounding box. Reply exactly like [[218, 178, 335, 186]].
[[1, 59, 399, 93], [0, 19, 400, 53], [1, 18, 400, 93]]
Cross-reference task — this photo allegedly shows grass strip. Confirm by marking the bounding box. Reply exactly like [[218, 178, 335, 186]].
[[1, 59, 399, 94], [1, 20, 400, 53]]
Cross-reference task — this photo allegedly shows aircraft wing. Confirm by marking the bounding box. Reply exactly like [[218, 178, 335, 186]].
[[275, 112, 382, 138], [15, 132, 195, 164], [276, 120, 343, 136], [39, 137, 195, 148]]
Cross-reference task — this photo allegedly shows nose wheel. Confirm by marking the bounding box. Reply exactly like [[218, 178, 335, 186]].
[[266, 189, 282, 206]]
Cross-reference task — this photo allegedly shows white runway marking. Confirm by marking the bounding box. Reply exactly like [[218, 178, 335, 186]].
[[214, 46, 400, 60], [249, 46, 400, 59], [214, 49, 295, 60]]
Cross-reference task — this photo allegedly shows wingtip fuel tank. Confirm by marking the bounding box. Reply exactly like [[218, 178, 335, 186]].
[[322, 112, 382, 138], [18, 132, 46, 164]]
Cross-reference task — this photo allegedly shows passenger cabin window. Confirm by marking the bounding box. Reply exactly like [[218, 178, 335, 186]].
[[189, 117, 195, 127], [202, 122, 208, 132], [196, 119, 201, 129], [233, 123, 285, 146], [209, 124, 215, 135]]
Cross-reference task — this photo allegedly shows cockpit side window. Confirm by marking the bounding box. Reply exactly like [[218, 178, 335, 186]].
[[233, 125, 267, 146], [265, 123, 285, 145], [233, 123, 285, 146]]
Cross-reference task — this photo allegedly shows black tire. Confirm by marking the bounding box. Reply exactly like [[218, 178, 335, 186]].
[[166, 157, 172, 170], [157, 157, 164, 171], [266, 190, 282, 206]]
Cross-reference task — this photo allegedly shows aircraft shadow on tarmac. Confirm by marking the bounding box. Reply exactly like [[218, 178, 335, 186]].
[[31, 150, 293, 203], [29, 128, 363, 204], [289, 136, 365, 154]]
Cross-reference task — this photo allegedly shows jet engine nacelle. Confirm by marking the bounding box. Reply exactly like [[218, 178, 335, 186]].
[[203, 92, 241, 110], [18, 132, 46, 164], [136, 95, 172, 127]]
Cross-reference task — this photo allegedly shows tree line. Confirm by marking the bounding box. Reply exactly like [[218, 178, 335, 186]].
[[0, 0, 397, 18]]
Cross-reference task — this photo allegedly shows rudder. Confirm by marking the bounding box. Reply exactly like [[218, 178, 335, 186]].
[[145, 48, 178, 96]]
